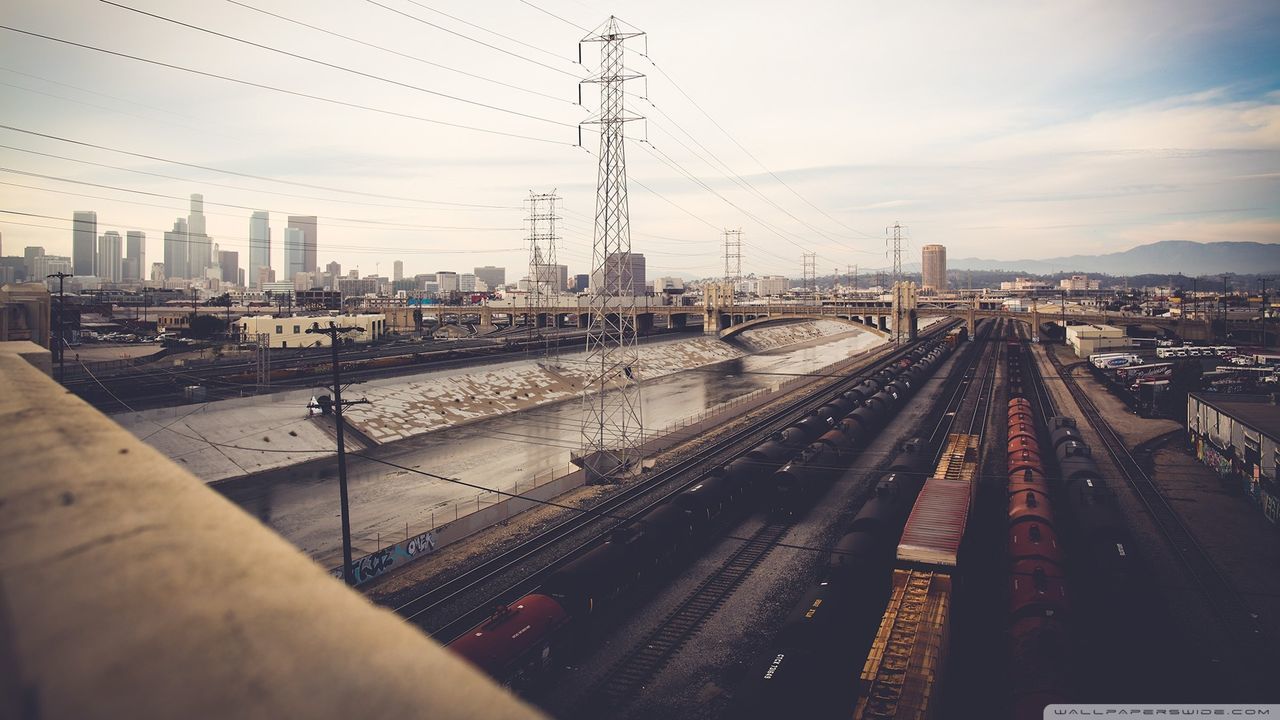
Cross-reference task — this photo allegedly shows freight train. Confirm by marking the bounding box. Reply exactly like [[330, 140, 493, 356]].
[[1005, 329, 1141, 716], [446, 337, 956, 689], [731, 442, 936, 718]]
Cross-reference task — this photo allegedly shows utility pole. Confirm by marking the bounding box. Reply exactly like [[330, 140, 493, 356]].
[[1220, 273, 1229, 343], [1262, 277, 1270, 349], [576, 16, 645, 484], [47, 271, 72, 382], [305, 321, 369, 586]]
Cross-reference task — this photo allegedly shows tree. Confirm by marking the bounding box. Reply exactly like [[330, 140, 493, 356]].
[[185, 314, 227, 340]]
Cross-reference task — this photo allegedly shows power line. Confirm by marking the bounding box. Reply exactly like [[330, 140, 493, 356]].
[[643, 57, 881, 241], [0, 25, 572, 146], [516, 0, 592, 32], [360, 0, 582, 79], [398, 0, 578, 63], [100, 0, 576, 129], [0, 125, 520, 209], [222, 0, 573, 105], [0, 173, 523, 233], [0, 211, 524, 256]]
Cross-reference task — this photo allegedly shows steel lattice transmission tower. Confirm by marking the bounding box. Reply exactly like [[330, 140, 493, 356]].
[[576, 17, 645, 484], [723, 228, 742, 294], [887, 222, 905, 288], [887, 222, 908, 344], [802, 253, 817, 301], [526, 190, 561, 361]]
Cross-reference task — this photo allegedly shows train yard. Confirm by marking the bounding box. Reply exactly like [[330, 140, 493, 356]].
[[378, 316, 1280, 718]]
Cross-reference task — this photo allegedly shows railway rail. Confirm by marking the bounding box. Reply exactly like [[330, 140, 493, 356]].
[[395, 322, 961, 642], [1044, 338, 1272, 688], [562, 321, 999, 718]]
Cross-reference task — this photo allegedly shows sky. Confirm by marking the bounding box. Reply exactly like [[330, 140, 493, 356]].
[[1, 0, 1277, 280]]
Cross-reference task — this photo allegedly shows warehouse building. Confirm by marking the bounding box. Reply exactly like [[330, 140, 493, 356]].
[[1065, 323, 1132, 358], [1186, 392, 1280, 525], [237, 313, 386, 348]]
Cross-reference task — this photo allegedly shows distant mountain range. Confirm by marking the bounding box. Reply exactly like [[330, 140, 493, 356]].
[[948, 241, 1280, 276]]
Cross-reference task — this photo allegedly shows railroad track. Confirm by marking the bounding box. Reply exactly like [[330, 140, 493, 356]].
[[1044, 345, 1271, 676], [574, 520, 795, 717], [558, 321, 996, 719], [398, 323, 961, 640]]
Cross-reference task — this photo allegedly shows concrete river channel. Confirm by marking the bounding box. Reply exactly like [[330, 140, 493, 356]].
[[215, 330, 883, 565]]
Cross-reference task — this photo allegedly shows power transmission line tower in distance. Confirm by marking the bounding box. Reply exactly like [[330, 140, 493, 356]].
[[526, 190, 562, 363], [802, 253, 817, 302], [576, 16, 645, 485], [723, 228, 742, 296], [887, 221, 905, 290]]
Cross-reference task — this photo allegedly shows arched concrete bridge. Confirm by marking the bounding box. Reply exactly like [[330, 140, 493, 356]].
[[391, 286, 1253, 343]]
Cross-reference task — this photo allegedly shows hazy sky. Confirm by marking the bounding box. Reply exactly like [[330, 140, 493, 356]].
[[2, 0, 1277, 280]]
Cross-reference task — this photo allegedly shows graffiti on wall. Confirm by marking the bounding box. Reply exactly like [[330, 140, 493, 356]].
[[330, 530, 438, 586]]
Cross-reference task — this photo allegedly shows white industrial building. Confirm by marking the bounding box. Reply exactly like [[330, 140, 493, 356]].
[[237, 313, 387, 348], [1065, 324, 1132, 358]]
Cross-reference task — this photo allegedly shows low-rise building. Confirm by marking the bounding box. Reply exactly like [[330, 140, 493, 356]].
[[1186, 393, 1280, 524], [1065, 323, 1132, 358], [237, 314, 387, 348]]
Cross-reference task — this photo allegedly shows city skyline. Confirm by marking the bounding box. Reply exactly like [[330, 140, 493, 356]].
[[1, 1, 1277, 280]]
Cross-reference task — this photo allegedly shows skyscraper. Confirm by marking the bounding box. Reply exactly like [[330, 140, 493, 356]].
[[218, 250, 240, 284], [287, 216, 317, 274], [124, 231, 145, 282], [473, 266, 505, 290], [590, 252, 646, 296], [393, 260, 404, 281], [921, 244, 947, 294], [72, 211, 97, 276], [163, 217, 189, 280], [283, 227, 306, 279], [249, 211, 271, 289], [186, 194, 212, 279], [97, 231, 122, 283]]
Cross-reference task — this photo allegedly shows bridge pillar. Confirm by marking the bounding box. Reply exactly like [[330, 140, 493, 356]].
[[637, 313, 654, 333], [1031, 307, 1040, 342], [967, 303, 977, 338], [478, 306, 493, 332], [908, 310, 918, 342]]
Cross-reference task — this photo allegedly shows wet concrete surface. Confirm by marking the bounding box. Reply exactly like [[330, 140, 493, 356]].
[[216, 331, 883, 565]]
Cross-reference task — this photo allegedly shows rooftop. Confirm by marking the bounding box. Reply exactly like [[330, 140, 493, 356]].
[[1190, 392, 1280, 440]]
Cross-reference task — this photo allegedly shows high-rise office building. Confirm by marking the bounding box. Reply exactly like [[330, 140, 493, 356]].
[[436, 271, 459, 293], [283, 227, 306, 279], [186, 194, 212, 279], [97, 231, 122, 282], [590, 252, 646, 296], [287, 216, 317, 274], [72, 211, 97, 276], [249, 211, 271, 289], [124, 231, 145, 282], [218, 250, 240, 284], [163, 217, 189, 280], [393, 260, 404, 282], [921, 244, 947, 294], [23, 247, 44, 280], [459, 273, 477, 292], [473, 266, 505, 290]]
